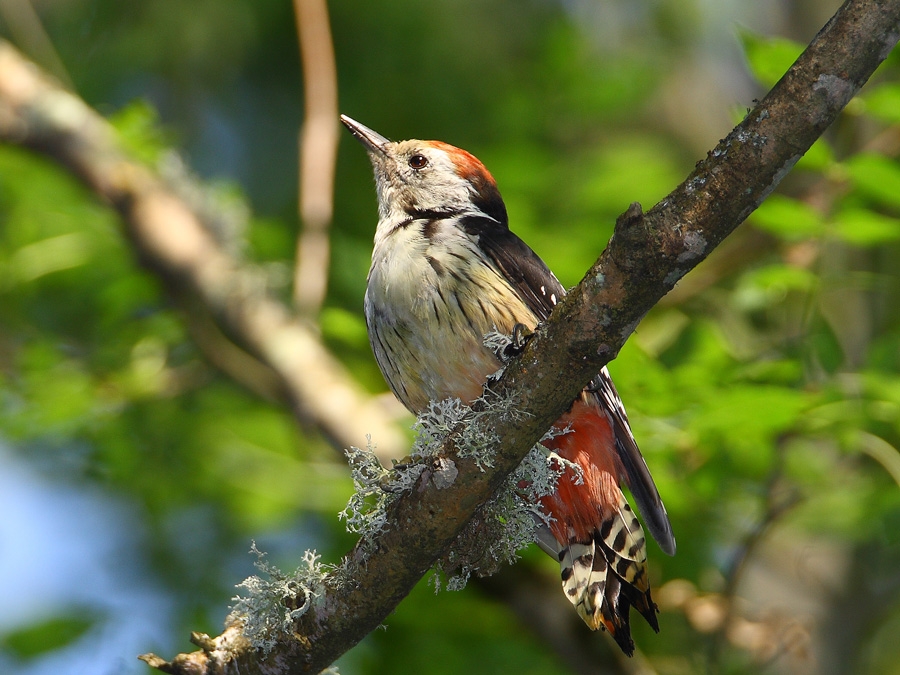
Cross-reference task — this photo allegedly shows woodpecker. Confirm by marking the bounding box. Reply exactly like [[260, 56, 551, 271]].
[[341, 115, 675, 655]]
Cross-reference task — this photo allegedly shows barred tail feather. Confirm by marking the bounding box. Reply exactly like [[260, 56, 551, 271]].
[[557, 497, 659, 655], [559, 538, 596, 607]]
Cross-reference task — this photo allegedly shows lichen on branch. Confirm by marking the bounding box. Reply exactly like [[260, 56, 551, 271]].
[[229, 544, 335, 654], [338, 390, 573, 593]]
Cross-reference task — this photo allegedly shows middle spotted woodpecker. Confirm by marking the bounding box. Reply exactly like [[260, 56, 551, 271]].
[[341, 114, 676, 655]]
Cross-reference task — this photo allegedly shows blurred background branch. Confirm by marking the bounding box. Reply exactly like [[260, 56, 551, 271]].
[[0, 40, 406, 462], [292, 0, 339, 316]]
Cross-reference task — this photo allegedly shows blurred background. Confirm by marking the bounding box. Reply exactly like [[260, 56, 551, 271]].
[[2, 0, 900, 673]]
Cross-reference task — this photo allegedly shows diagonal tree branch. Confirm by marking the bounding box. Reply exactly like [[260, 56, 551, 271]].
[[2, 0, 898, 672]]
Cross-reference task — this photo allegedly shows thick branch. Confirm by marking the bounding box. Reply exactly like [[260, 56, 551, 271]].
[[0, 40, 408, 461]]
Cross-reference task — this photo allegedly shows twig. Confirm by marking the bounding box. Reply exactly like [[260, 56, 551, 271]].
[[292, 0, 339, 316], [710, 437, 803, 672]]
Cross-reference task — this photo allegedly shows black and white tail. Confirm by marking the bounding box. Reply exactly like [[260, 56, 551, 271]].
[[558, 493, 658, 655]]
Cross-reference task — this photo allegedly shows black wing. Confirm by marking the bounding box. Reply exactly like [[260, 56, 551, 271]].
[[465, 214, 676, 556], [589, 370, 676, 555], [461, 215, 564, 321]]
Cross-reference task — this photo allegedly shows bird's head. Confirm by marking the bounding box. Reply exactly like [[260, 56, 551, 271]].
[[341, 115, 507, 227]]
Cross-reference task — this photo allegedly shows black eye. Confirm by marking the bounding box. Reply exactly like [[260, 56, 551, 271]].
[[408, 154, 428, 170]]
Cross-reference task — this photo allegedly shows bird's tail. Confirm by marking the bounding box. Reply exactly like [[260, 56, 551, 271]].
[[557, 491, 658, 656]]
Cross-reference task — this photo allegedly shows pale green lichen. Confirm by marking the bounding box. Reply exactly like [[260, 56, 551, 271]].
[[338, 391, 525, 547], [431, 424, 575, 592], [338, 435, 430, 544], [413, 391, 527, 471], [339, 438, 403, 539], [482, 328, 516, 366], [229, 543, 333, 654], [338, 394, 574, 591]]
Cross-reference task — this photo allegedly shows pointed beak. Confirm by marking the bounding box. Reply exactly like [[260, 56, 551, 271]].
[[340, 115, 391, 155]]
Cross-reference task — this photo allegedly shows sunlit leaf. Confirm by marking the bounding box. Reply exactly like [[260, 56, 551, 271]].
[[689, 385, 808, 474], [320, 306, 370, 350], [0, 611, 97, 660], [861, 82, 900, 124], [832, 208, 900, 245], [749, 194, 824, 239], [109, 100, 172, 164], [733, 263, 818, 311], [845, 153, 900, 209], [795, 137, 835, 173], [577, 136, 683, 216], [739, 30, 805, 88], [6, 233, 93, 286], [743, 263, 819, 294]]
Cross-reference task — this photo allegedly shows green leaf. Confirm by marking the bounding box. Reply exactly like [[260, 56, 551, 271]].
[[735, 263, 818, 311], [748, 264, 818, 292], [739, 30, 805, 88], [795, 137, 835, 173], [689, 385, 808, 475], [832, 208, 900, 245], [108, 100, 171, 165], [861, 82, 900, 124], [750, 194, 824, 239], [845, 153, 900, 209], [0, 611, 97, 660], [320, 306, 370, 350], [4, 232, 94, 287], [577, 135, 683, 216]]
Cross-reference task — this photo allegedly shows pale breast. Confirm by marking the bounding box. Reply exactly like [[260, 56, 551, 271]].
[[366, 219, 538, 413]]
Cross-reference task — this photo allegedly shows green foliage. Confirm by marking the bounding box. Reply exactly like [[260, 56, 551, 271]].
[[109, 101, 172, 164], [749, 193, 825, 239], [339, 393, 566, 591], [846, 152, 900, 210], [832, 208, 900, 246], [739, 29, 805, 88], [367, 579, 563, 675], [860, 81, 900, 125], [0, 611, 98, 660]]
